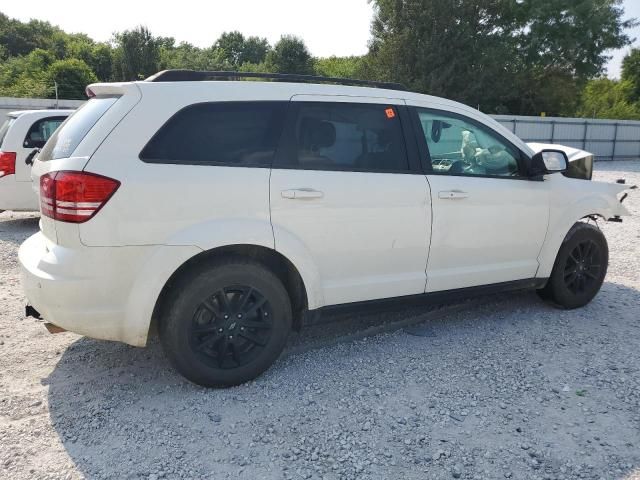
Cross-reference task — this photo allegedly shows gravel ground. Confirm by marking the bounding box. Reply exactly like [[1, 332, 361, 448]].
[[1, 162, 639, 480]]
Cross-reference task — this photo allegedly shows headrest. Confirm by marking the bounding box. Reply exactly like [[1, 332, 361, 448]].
[[300, 117, 336, 149], [376, 128, 393, 146]]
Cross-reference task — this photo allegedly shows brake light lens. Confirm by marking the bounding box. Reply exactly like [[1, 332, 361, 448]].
[[0, 151, 16, 178], [40, 171, 120, 223]]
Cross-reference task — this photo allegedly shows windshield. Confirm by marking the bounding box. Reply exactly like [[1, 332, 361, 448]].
[[39, 97, 119, 161], [0, 116, 16, 149]]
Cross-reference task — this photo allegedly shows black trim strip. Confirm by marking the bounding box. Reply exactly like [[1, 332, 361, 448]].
[[311, 278, 547, 315], [146, 70, 407, 91]]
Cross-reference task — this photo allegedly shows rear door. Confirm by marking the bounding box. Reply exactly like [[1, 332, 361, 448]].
[[270, 96, 432, 307]]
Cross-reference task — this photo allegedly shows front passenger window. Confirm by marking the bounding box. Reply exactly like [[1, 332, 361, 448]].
[[416, 109, 521, 177]]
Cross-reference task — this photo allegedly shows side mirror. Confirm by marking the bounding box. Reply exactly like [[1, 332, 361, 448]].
[[530, 149, 568, 177]]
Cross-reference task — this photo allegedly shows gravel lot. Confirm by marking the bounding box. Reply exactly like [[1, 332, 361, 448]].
[[1, 162, 639, 480]]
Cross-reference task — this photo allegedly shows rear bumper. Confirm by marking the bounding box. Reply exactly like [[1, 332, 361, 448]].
[[19, 232, 202, 347], [19, 232, 149, 346], [0, 176, 39, 211]]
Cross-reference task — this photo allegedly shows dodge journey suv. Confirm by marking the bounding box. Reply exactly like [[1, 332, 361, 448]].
[[20, 70, 631, 387]]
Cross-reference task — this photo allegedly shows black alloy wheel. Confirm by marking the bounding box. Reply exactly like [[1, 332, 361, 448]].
[[189, 286, 273, 369], [562, 240, 603, 295], [159, 258, 292, 387], [537, 222, 608, 309]]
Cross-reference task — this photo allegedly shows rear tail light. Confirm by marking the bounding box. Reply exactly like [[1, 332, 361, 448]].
[[0, 151, 16, 178], [40, 171, 120, 223]]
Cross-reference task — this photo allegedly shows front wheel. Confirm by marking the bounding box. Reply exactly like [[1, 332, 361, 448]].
[[537, 222, 608, 309], [159, 258, 292, 387]]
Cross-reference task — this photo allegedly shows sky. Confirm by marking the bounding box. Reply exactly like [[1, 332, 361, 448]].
[[1, 0, 639, 77]]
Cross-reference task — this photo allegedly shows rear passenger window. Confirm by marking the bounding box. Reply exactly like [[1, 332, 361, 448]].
[[275, 102, 408, 172], [140, 102, 287, 166]]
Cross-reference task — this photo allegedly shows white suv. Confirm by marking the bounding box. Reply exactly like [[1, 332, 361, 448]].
[[19, 71, 631, 387], [0, 109, 73, 212]]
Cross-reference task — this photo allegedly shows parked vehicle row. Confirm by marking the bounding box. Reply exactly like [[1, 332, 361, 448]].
[[17, 71, 632, 387]]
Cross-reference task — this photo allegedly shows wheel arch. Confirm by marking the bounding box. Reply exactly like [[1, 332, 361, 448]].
[[150, 244, 310, 335], [537, 202, 611, 279]]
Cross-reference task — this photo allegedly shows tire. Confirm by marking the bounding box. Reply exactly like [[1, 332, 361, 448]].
[[159, 257, 292, 387], [537, 222, 608, 309]]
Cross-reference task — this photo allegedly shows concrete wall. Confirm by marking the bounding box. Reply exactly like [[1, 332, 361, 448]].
[[492, 114, 640, 161], [0, 96, 84, 118]]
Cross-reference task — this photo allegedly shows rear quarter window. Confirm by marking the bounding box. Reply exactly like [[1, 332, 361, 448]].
[[39, 97, 118, 161], [139, 101, 288, 167]]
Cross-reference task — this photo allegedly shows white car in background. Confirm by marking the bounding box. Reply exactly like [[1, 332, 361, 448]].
[[0, 109, 73, 212], [18, 71, 633, 387]]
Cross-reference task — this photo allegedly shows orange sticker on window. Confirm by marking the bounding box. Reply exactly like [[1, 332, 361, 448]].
[[385, 107, 396, 119]]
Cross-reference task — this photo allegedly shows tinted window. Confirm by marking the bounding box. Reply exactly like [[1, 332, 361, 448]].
[[275, 102, 409, 172], [417, 109, 521, 177], [23, 116, 67, 148], [140, 102, 287, 166], [39, 97, 118, 161], [0, 116, 15, 149]]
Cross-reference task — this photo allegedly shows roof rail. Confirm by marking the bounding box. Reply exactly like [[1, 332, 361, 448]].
[[145, 70, 407, 91]]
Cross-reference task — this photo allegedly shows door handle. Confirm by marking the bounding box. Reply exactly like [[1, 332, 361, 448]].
[[25, 148, 39, 166], [281, 188, 324, 200], [438, 190, 469, 200]]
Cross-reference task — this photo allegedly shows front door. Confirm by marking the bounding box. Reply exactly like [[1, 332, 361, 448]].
[[270, 97, 432, 307], [412, 107, 550, 292]]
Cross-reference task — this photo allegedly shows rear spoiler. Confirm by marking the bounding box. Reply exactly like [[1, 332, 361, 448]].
[[85, 82, 141, 98]]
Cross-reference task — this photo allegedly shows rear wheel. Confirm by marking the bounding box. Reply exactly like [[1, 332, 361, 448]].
[[159, 258, 292, 387], [537, 222, 608, 309]]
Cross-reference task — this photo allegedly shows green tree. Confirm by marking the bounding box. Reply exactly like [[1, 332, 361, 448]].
[[240, 36, 270, 65], [213, 31, 245, 67], [367, 0, 635, 115], [265, 35, 314, 75], [621, 48, 640, 102], [315, 56, 363, 78], [577, 78, 640, 120], [367, 0, 520, 111], [0, 13, 61, 56], [46, 58, 98, 99], [0, 49, 56, 96], [113, 26, 161, 80], [517, 0, 635, 80], [90, 43, 114, 81], [213, 31, 270, 68]]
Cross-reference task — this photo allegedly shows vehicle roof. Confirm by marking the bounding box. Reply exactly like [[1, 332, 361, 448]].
[[134, 79, 448, 103], [87, 79, 535, 156], [7, 109, 75, 118]]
